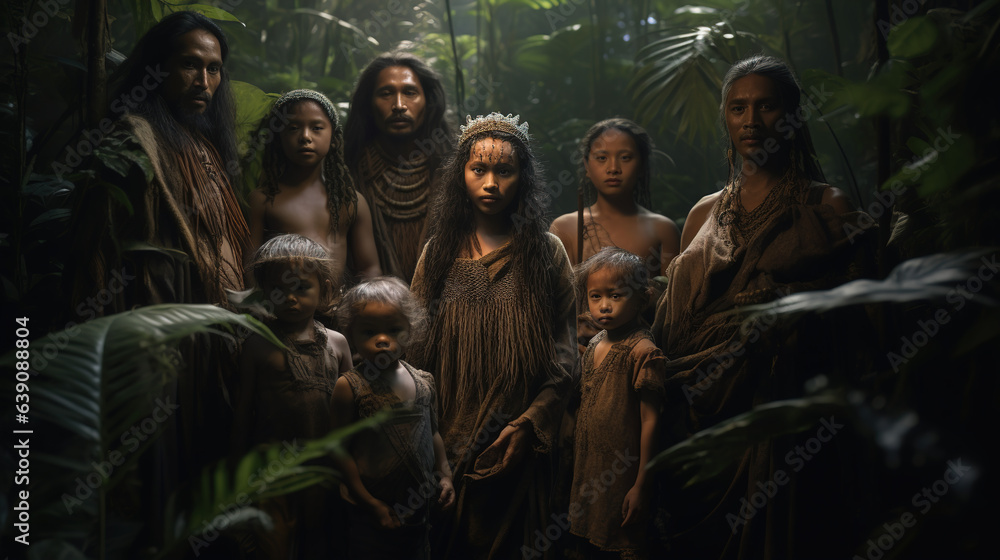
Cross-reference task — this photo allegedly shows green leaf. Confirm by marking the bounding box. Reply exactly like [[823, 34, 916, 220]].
[[647, 393, 849, 487], [887, 16, 939, 58], [165, 3, 243, 25]]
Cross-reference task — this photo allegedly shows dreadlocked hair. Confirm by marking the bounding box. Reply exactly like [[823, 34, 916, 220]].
[[416, 130, 558, 320], [578, 118, 653, 209], [249, 96, 358, 231]]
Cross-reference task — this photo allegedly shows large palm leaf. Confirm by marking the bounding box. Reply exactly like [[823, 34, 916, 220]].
[[1, 304, 280, 555]]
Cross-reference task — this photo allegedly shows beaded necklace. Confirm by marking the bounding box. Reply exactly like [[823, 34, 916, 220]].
[[361, 143, 431, 221], [716, 165, 802, 247]]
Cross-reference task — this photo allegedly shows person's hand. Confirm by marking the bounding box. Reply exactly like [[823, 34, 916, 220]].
[[481, 423, 530, 474], [368, 499, 401, 529], [621, 484, 649, 527], [438, 475, 456, 510]]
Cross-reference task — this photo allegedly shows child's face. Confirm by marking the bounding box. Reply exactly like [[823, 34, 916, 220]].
[[584, 128, 640, 199], [349, 302, 411, 370], [586, 267, 642, 332], [465, 138, 519, 216], [262, 263, 326, 324], [279, 100, 333, 168]]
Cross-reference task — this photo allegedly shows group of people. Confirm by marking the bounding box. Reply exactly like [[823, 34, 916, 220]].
[[68, 9, 876, 560]]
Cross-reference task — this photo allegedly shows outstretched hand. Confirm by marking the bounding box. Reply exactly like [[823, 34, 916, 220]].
[[481, 423, 530, 474]]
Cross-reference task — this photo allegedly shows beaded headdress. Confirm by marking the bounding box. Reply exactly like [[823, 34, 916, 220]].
[[273, 89, 340, 129], [459, 112, 530, 146]]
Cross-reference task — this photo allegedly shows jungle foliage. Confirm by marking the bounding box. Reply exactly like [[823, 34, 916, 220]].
[[2, 0, 998, 558]]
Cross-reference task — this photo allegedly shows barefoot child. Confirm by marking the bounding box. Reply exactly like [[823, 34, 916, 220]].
[[232, 233, 353, 557], [409, 113, 577, 557], [569, 247, 666, 559], [331, 277, 455, 559], [248, 89, 381, 285], [550, 118, 680, 274]]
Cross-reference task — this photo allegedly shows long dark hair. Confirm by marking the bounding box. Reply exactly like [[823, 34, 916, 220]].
[[720, 54, 825, 184], [109, 11, 239, 185], [252, 92, 357, 231], [343, 51, 453, 169], [416, 129, 557, 316], [579, 117, 653, 208]]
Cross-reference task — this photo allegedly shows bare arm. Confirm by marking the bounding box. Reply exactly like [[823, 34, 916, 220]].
[[433, 432, 455, 509], [349, 192, 382, 279], [655, 216, 681, 275], [622, 392, 661, 527], [679, 193, 721, 252], [330, 377, 400, 528], [248, 189, 267, 253], [821, 186, 854, 215], [325, 329, 353, 374], [548, 213, 579, 267]]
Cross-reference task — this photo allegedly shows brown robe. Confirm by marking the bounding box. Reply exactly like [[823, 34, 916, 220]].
[[66, 113, 251, 550], [410, 233, 577, 559], [570, 328, 666, 554], [652, 180, 876, 559]]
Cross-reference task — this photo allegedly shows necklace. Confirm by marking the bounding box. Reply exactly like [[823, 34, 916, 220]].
[[362, 144, 431, 221], [716, 166, 802, 246]]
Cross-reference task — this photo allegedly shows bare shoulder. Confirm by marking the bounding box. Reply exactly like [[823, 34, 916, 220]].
[[321, 326, 351, 354], [819, 185, 854, 214], [249, 187, 269, 208], [549, 211, 578, 237], [638, 207, 680, 234], [680, 191, 723, 250]]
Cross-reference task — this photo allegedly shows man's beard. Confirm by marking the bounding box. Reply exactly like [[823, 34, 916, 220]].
[[172, 103, 213, 138]]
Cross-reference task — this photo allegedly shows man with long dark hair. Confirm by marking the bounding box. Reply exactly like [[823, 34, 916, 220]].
[[344, 51, 453, 283], [66, 11, 250, 553]]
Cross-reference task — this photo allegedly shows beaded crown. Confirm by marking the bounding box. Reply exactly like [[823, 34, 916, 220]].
[[459, 112, 530, 146], [273, 89, 340, 129]]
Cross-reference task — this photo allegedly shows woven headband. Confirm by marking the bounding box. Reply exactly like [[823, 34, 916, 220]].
[[273, 89, 339, 129]]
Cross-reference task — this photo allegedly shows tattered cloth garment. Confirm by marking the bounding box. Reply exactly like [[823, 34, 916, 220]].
[[357, 143, 434, 283], [409, 233, 577, 560], [247, 320, 342, 559], [651, 180, 877, 559], [570, 327, 666, 556], [340, 361, 438, 559]]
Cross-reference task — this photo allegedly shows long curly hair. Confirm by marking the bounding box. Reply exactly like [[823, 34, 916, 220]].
[[251, 92, 357, 231], [579, 118, 653, 208], [720, 54, 826, 184], [343, 51, 453, 170], [416, 129, 557, 315]]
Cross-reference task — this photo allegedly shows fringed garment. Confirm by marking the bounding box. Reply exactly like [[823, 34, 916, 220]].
[[410, 233, 577, 560], [570, 328, 666, 556], [651, 179, 877, 559], [341, 361, 438, 559], [357, 144, 434, 283], [65, 114, 252, 552]]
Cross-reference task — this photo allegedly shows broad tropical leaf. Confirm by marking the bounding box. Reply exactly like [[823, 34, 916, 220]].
[[738, 249, 1000, 325], [647, 392, 849, 488], [158, 410, 392, 558]]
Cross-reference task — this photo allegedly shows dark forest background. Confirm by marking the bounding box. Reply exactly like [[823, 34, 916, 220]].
[[3, 0, 1000, 559]]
